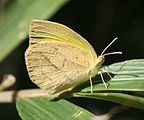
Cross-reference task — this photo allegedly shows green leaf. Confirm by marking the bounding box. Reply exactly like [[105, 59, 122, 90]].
[[0, 0, 69, 62], [74, 59, 144, 92], [74, 92, 144, 110], [103, 59, 144, 75], [73, 59, 144, 110], [16, 97, 95, 120]]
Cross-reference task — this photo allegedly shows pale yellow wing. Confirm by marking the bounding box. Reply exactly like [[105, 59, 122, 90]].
[[29, 20, 97, 63], [26, 41, 92, 94], [25, 20, 98, 94]]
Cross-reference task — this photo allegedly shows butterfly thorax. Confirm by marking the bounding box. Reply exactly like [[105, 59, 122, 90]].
[[88, 55, 105, 78]]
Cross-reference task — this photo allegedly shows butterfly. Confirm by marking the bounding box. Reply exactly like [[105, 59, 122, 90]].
[[25, 20, 121, 96]]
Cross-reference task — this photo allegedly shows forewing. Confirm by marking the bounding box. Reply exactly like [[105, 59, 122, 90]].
[[29, 20, 97, 63]]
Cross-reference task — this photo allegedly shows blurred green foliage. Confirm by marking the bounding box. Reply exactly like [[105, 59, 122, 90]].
[[0, 0, 68, 62]]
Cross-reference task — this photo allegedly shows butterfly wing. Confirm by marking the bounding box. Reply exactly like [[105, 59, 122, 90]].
[[25, 20, 97, 94], [29, 20, 97, 62]]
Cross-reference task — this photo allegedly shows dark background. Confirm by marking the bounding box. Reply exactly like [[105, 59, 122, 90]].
[[0, 0, 144, 119]]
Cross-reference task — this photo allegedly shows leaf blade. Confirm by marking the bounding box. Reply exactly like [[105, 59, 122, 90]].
[[75, 59, 144, 92], [16, 97, 95, 120], [74, 92, 144, 110], [0, 0, 68, 62]]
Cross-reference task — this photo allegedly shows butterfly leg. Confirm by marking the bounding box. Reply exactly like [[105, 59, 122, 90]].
[[103, 60, 128, 74], [100, 73, 108, 90], [89, 76, 93, 93], [106, 71, 112, 79]]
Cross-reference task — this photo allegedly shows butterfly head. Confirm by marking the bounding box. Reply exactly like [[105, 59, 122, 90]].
[[89, 37, 122, 78], [88, 55, 105, 78]]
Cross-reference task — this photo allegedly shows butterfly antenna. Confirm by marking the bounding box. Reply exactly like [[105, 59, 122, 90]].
[[101, 37, 119, 56], [102, 51, 122, 57]]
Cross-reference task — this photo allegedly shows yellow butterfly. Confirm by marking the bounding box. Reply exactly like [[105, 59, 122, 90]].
[[25, 20, 121, 95]]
